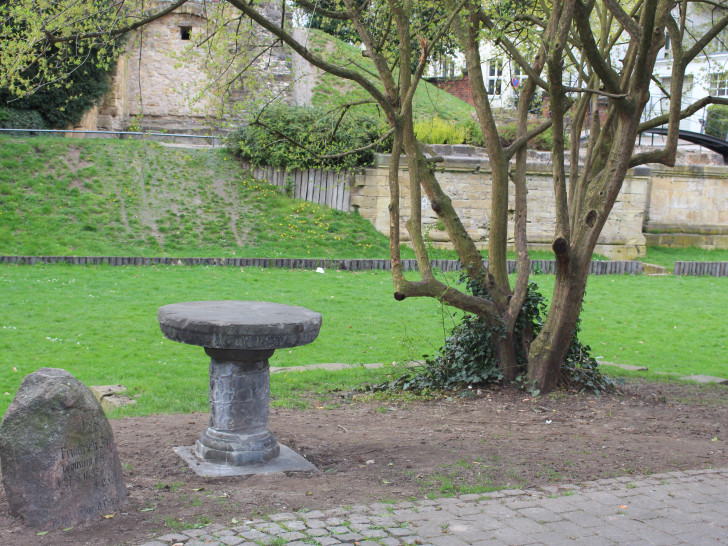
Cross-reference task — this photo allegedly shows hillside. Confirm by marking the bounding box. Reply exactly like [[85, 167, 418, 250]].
[[299, 28, 475, 122], [0, 136, 400, 258]]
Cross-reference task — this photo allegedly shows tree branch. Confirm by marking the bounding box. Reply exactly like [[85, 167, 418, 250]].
[[294, 0, 351, 20], [573, 0, 623, 97], [601, 0, 642, 41], [227, 0, 395, 120], [44, 0, 191, 43]]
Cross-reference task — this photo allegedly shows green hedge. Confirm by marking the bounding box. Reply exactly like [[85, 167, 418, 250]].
[[0, 107, 47, 131], [227, 104, 388, 172], [705, 104, 728, 139]]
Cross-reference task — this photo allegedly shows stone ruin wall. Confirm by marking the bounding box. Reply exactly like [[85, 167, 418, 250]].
[[84, 1, 293, 133], [350, 149, 728, 260]]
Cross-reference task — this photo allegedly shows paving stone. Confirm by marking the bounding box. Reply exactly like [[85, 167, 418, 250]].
[[516, 506, 564, 523], [334, 531, 364, 542], [255, 523, 285, 534], [317, 537, 343, 546], [378, 538, 402, 546], [360, 528, 388, 538], [563, 509, 606, 527], [388, 526, 413, 537], [300, 510, 327, 519], [277, 531, 306, 541], [281, 520, 307, 531], [184, 529, 210, 538], [218, 536, 245, 545], [306, 527, 329, 537], [428, 536, 470, 546], [156, 533, 190, 543], [239, 529, 270, 541], [328, 525, 351, 534], [370, 516, 397, 526]]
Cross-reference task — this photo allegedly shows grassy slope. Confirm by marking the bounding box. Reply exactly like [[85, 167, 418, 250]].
[[305, 29, 475, 122], [0, 136, 401, 258]]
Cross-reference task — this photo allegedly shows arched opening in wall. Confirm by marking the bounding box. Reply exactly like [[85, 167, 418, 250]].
[[180, 26, 192, 40]]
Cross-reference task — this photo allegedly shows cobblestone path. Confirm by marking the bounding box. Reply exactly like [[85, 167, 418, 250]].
[[138, 468, 728, 545]]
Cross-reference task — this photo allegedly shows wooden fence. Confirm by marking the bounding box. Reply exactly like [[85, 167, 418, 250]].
[[243, 162, 354, 211]]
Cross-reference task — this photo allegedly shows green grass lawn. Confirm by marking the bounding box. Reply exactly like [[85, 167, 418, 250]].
[[1, 265, 725, 419]]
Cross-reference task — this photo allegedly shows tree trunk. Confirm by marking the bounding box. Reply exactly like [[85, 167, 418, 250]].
[[526, 256, 589, 392]]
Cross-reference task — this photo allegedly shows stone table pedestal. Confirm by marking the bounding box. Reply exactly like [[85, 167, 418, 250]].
[[158, 301, 321, 477]]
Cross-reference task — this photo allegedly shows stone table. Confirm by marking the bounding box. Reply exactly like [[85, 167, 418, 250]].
[[157, 301, 321, 477]]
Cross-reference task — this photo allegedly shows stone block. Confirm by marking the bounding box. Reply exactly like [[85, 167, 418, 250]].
[[0, 368, 126, 530]]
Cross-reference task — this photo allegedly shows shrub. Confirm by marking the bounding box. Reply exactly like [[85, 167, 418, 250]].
[[414, 117, 468, 144], [373, 276, 614, 395], [497, 121, 556, 150], [0, 107, 47, 131], [226, 104, 388, 171], [705, 104, 728, 139], [459, 119, 557, 151]]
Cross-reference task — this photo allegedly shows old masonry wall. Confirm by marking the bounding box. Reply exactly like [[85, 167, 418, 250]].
[[350, 148, 728, 260]]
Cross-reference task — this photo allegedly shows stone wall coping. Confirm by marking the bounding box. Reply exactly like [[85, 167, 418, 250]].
[[371, 153, 677, 176], [372, 148, 726, 173]]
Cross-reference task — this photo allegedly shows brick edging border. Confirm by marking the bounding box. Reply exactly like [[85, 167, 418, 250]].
[[1, 255, 726, 275], [0, 255, 650, 275]]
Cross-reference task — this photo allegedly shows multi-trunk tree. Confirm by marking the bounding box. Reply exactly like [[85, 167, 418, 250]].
[[2, 0, 727, 392]]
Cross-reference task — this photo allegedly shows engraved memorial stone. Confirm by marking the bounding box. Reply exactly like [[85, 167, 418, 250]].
[[0, 368, 126, 530]]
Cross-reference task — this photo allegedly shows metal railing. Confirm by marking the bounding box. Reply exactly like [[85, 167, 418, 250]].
[[0, 128, 221, 146]]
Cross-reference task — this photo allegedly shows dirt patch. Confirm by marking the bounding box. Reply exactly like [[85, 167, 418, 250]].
[[62, 146, 92, 190], [0, 379, 726, 544]]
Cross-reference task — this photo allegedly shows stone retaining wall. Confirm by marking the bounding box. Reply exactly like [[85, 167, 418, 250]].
[[351, 151, 650, 260], [349, 149, 728, 260], [643, 163, 728, 250]]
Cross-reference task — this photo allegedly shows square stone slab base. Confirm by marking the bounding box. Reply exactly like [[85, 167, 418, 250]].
[[174, 444, 318, 478]]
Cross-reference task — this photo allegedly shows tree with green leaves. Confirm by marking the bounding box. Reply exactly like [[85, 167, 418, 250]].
[[2, 0, 727, 392]]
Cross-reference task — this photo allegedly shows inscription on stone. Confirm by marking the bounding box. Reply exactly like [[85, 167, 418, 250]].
[[0, 368, 126, 530]]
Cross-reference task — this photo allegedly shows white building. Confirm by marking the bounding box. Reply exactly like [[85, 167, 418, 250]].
[[646, 14, 728, 135], [429, 8, 728, 136]]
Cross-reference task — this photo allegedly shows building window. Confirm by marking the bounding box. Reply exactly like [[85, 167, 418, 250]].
[[487, 59, 503, 96], [709, 72, 728, 96], [180, 26, 192, 40]]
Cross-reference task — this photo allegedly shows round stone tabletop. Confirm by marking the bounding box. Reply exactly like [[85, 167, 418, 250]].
[[158, 301, 321, 351]]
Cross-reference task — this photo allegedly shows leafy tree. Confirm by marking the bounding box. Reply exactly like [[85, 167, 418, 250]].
[[3, 0, 728, 393]]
